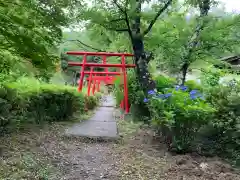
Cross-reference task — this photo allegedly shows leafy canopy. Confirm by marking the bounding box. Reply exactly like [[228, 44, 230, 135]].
[[0, 0, 77, 78]]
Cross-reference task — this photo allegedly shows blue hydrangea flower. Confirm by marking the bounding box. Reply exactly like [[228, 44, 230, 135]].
[[175, 85, 188, 91], [164, 93, 172, 98], [190, 90, 198, 95], [180, 85, 188, 91], [158, 94, 165, 99], [148, 90, 156, 95], [189, 89, 204, 100], [175, 85, 180, 91], [143, 98, 149, 103], [190, 94, 197, 100]]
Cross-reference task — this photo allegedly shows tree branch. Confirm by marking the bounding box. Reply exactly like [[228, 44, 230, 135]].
[[112, 0, 133, 40], [108, 18, 126, 23], [143, 0, 172, 36], [115, 28, 129, 32], [99, 23, 129, 32], [64, 39, 104, 52]]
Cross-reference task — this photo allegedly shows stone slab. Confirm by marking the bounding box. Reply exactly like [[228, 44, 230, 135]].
[[101, 95, 115, 107], [65, 121, 118, 138], [90, 107, 115, 122], [65, 95, 118, 139]]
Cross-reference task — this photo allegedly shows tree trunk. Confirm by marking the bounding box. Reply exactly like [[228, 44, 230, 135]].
[[180, 0, 210, 84], [131, 36, 155, 92], [131, 0, 155, 93], [181, 62, 189, 85]]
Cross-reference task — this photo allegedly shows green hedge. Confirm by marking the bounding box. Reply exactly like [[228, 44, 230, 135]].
[[0, 78, 86, 133]]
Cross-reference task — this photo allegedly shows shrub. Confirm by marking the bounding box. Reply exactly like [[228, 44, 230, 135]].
[[185, 80, 202, 91], [115, 71, 150, 122], [197, 82, 240, 165], [200, 68, 223, 87], [85, 95, 98, 110], [0, 86, 19, 133], [113, 76, 124, 106], [154, 75, 176, 92], [0, 77, 86, 133], [146, 86, 215, 152]]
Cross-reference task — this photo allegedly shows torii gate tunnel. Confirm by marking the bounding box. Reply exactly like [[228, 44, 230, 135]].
[[66, 51, 135, 113]]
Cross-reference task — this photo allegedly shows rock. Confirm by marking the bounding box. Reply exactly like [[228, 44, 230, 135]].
[[199, 162, 209, 171]]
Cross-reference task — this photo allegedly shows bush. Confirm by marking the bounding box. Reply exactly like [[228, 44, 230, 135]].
[[85, 95, 98, 110], [185, 80, 202, 91], [154, 75, 176, 92], [114, 71, 150, 122], [197, 82, 240, 165], [200, 68, 223, 87], [112, 71, 150, 122], [0, 77, 86, 133], [146, 86, 215, 152]]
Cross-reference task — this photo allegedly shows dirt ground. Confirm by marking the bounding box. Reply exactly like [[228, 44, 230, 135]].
[[0, 119, 240, 180]]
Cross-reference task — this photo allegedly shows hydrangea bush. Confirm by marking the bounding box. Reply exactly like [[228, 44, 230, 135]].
[[145, 85, 215, 152]]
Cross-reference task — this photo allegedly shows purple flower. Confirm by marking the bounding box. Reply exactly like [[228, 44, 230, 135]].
[[148, 90, 156, 95], [143, 98, 149, 103]]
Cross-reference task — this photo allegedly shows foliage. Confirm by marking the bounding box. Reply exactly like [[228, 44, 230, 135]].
[[113, 76, 124, 106], [185, 80, 202, 91], [74, 0, 178, 92], [197, 82, 240, 165], [85, 94, 100, 110], [113, 70, 150, 121], [0, 77, 86, 133], [153, 75, 176, 92], [126, 71, 145, 106], [147, 8, 240, 82], [200, 67, 223, 87], [146, 86, 215, 152], [0, 0, 77, 80]]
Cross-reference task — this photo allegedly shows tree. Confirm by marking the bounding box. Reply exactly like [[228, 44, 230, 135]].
[[145, 0, 240, 84], [0, 0, 78, 80], [76, 0, 174, 93]]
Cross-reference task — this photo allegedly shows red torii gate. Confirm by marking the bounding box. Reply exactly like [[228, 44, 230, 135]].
[[85, 71, 121, 94], [86, 74, 119, 95], [66, 51, 135, 113]]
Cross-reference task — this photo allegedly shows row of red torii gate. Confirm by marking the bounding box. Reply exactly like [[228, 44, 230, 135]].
[[66, 51, 136, 113]]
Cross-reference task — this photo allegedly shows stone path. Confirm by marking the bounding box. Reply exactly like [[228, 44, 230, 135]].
[[65, 95, 118, 139]]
